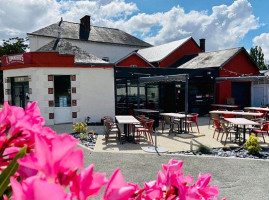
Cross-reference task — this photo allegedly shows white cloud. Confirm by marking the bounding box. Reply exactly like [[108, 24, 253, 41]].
[[113, 0, 260, 51], [253, 33, 269, 62], [0, 0, 261, 52]]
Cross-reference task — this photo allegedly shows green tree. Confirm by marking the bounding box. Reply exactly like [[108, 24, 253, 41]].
[[0, 37, 28, 57], [250, 46, 267, 70]]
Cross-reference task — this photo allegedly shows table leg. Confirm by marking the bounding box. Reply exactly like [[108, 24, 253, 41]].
[[243, 125, 246, 143]]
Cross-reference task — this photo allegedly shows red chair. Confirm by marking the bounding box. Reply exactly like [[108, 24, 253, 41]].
[[137, 119, 154, 144], [251, 121, 269, 143], [212, 118, 222, 140], [184, 113, 199, 133]]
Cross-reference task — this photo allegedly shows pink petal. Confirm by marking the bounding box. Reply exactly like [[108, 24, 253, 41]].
[[103, 169, 135, 200]]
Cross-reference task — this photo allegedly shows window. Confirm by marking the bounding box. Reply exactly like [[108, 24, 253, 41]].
[[54, 75, 71, 107], [130, 65, 137, 68]]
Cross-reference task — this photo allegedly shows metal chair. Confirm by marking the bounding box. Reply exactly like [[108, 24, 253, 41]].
[[137, 119, 155, 144], [251, 121, 269, 143], [209, 112, 220, 128], [104, 120, 121, 143], [212, 118, 222, 140], [183, 113, 200, 133], [162, 115, 175, 134], [220, 122, 237, 145]]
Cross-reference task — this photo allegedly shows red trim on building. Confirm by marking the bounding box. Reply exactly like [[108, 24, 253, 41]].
[[116, 53, 153, 68], [1, 52, 114, 70]]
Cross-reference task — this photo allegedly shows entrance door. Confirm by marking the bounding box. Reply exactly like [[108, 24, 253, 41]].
[[252, 86, 264, 106], [232, 82, 251, 109], [11, 79, 29, 109], [54, 75, 72, 124]]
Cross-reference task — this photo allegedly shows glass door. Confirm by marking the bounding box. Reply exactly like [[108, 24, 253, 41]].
[[54, 75, 72, 124], [11, 77, 29, 109]]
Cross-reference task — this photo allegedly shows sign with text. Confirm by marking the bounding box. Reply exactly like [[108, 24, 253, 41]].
[[1, 53, 31, 66]]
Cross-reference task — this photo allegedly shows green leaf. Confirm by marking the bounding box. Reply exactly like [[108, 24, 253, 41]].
[[0, 147, 27, 197]]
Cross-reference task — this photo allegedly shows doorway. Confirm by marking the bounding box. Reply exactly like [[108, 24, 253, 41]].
[[232, 82, 251, 109], [160, 83, 176, 112], [11, 77, 29, 109], [54, 75, 72, 124]]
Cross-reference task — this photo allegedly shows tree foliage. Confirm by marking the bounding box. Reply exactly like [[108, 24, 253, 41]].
[[250, 46, 267, 70], [0, 37, 28, 57]]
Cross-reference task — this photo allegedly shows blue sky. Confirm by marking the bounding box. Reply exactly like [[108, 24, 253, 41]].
[[0, 0, 268, 61], [125, 0, 269, 53]]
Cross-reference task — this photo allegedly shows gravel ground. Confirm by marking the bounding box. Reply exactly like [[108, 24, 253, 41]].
[[72, 132, 269, 160], [71, 133, 98, 150], [169, 146, 269, 159]]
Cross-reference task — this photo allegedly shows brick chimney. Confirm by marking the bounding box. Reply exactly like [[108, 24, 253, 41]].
[[79, 15, 91, 40], [199, 38, 205, 52], [80, 15, 91, 30]]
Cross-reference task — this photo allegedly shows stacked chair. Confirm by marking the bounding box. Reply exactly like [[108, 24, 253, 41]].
[[103, 116, 121, 144]]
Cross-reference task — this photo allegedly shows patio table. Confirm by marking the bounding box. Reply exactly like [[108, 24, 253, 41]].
[[209, 110, 263, 117], [244, 107, 269, 112], [160, 113, 192, 134], [224, 118, 259, 144], [211, 104, 239, 110], [133, 109, 159, 113], [115, 115, 140, 144]]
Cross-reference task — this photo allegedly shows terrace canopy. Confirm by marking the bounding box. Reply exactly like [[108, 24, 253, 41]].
[[137, 74, 189, 131]]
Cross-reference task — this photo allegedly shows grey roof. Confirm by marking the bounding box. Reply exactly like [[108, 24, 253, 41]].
[[28, 21, 152, 48], [137, 37, 192, 63], [36, 39, 108, 64], [178, 47, 243, 69]]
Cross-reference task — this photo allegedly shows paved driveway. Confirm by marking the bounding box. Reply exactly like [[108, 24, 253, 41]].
[[82, 147, 269, 200]]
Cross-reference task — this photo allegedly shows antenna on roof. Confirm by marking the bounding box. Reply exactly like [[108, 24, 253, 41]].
[[53, 17, 63, 50], [58, 17, 63, 26]]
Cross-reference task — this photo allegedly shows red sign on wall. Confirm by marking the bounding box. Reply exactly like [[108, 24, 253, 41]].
[[5, 54, 24, 65], [1, 53, 31, 66]]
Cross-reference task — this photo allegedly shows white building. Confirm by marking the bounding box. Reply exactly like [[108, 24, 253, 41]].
[[27, 15, 152, 63], [2, 39, 115, 125]]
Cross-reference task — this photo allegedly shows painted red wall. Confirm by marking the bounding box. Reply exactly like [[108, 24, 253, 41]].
[[1, 52, 113, 70], [217, 51, 259, 104], [116, 53, 152, 68], [159, 38, 201, 68]]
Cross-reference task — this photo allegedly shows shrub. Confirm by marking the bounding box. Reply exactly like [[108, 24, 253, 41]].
[[79, 132, 89, 140], [196, 144, 212, 154], [73, 122, 88, 133], [244, 133, 262, 155]]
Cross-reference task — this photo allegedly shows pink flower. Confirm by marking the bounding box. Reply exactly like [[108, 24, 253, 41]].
[[70, 164, 108, 199], [10, 176, 71, 200], [18, 133, 83, 183], [143, 180, 163, 199], [195, 173, 219, 199], [102, 168, 136, 200]]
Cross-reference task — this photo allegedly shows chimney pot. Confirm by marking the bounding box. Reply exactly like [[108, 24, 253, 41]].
[[80, 15, 91, 31], [200, 38, 205, 52], [79, 15, 91, 40]]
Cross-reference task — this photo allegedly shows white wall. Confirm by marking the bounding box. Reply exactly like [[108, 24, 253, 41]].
[[3, 67, 115, 125], [28, 35, 141, 63], [28, 35, 54, 52]]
